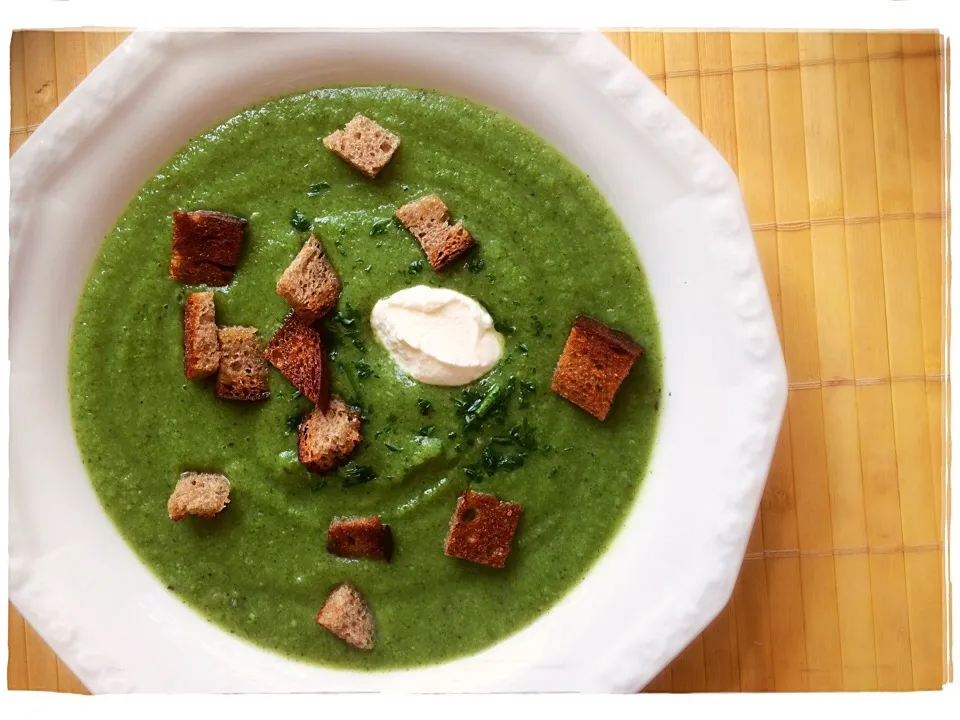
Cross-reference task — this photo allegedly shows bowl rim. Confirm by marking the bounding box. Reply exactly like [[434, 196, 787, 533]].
[[9, 29, 787, 693]]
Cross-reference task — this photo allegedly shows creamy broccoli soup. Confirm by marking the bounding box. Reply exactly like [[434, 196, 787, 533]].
[[69, 86, 662, 669]]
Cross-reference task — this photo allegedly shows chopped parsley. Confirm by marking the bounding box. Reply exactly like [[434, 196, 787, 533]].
[[417, 398, 432, 416], [383, 442, 402, 453], [330, 306, 365, 350], [517, 380, 536, 408], [290, 209, 310, 231], [342, 463, 377, 487], [416, 425, 435, 438], [354, 359, 374, 379], [408, 258, 424, 274], [370, 218, 392, 236], [307, 180, 331, 196], [466, 255, 485, 273], [531, 316, 544, 336]]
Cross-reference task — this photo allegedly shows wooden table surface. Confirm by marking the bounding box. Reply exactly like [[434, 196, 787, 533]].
[[8, 29, 950, 693]]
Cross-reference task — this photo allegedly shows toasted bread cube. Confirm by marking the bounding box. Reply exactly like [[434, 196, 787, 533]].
[[395, 195, 476, 271], [298, 395, 362, 473], [444, 490, 523, 569], [168, 472, 231, 521], [183, 291, 220, 380], [315, 582, 375, 650], [216, 327, 270, 401], [328, 516, 394, 562], [170, 210, 247, 286], [322, 114, 400, 178], [263, 312, 329, 410], [550, 316, 644, 421], [276, 236, 342, 323]]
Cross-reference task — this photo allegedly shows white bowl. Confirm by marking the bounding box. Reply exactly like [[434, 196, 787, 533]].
[[9, 30, 787, 694]]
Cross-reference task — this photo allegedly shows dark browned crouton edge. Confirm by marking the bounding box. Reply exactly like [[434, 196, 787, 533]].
[[264, 312, 330, 411], [550, 315, 645, 421], [444, 490, 523, 569], [328, 516, 394, 562], [170, 210, 247, 286]]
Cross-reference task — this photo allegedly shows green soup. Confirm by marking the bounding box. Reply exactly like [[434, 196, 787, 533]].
[[69, 86, 662, 669]]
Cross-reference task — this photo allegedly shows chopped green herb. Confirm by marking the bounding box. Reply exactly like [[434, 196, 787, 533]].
[[337, 361, 362, 403], [374, 414, 398, 440], [476, 384, 503, 418], [334, 238, 348, 256], [417, 425, 435, 438], [408, 258, 424, 274], [291, 390, 303, 400], [307, 181, 331, 196], [342, 463, 377, 487], [417, 398, 432, 415], [463, 463, 485, 483], [466, 255, 485, 273], [447, 431, 457, 440], [290, 209, 310, 231], [383, 442, 402, 453], [286, 415, 301, 433], [370, 218, 392, 236], [494, 317, 516, 336], [518, 343, 529, 354], [354, 359, 374, 379], [517, 379, 536, 408], [364, 265, 372, 272], [531, 316, 544, 336], [330, 306, 365, 350], [401, 184, 409, 191]]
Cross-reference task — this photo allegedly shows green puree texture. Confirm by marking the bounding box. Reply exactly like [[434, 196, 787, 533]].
[[69, 87, 662, 670]]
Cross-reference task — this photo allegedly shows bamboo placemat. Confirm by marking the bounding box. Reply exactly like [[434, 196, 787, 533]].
[[7, 29, 950, 694]]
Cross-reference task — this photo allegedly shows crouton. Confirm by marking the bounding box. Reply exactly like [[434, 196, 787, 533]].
[[315, 582, 375, 650], [395, 195, 476, 271], [167, 472, 231, 521], [169, 210, 247, 286], [183, 291, 220, 380], [322, 114, 400, 178], [444, 490, 523, 569], [550, 316, 645, 421], [216, 327, 270, 401], [298, 395, 362, 473], [276, 236, 342, 322], [263, 312, 329, 410], [328, 516, 394, 562]]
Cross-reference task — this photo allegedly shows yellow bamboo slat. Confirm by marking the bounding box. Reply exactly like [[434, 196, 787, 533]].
[[56, 659, 89, 695], [10, 32, 28, 155], [54, 31, 89, 102], [663, 33, 702, 129], [23, 623, 60, 692], [7, 29, 947, 695], [796, 32, 856, 692], [867, 33, 942, 692], [7, 603, 29, 690], [834, 32, 917, 693]]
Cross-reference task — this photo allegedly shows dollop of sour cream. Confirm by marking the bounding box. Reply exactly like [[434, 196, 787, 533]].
[[371, 285, 504, 386]]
